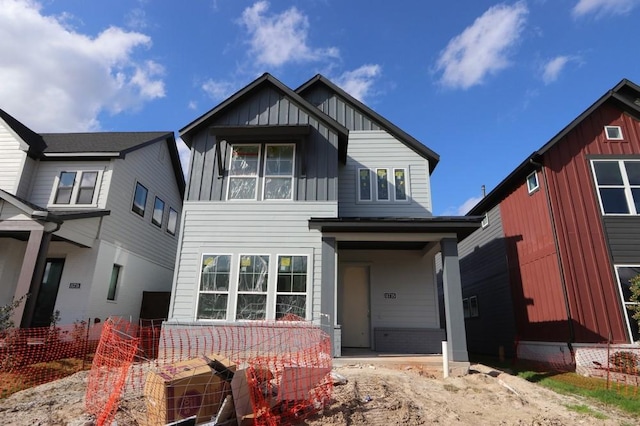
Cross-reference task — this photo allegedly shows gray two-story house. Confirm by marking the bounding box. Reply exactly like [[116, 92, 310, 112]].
[[167, 73, 480, 361], [0, 108, 184, 328]]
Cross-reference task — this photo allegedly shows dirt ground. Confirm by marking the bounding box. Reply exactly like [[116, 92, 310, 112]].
[[0, 363, 637, 426]]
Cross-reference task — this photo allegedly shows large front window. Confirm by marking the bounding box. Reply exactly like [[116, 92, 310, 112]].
[[592, 160, 640, 215], [198, 255, 231, 320], [615, 266, 640, 342]]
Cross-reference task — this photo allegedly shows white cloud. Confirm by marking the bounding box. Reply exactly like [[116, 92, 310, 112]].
[[440, 195, 484, 216], [572, 0, 638, 17], [0, 0, 165, 132], [202, 79, 237, 102], [541, 55, 579, 84], [334, 65, 382, 103], [435, 2, 528, 90], [239, 1, 339, 67]]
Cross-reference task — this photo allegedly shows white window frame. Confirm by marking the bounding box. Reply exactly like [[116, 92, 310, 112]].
[[275, 254, 310, 320], [393, 168, 409, 202], [358, 167, 411, 203], [227, 144, 261, 201], [591, 159, 640, 216], [49, 169, 103, 207], [605, 126, 624, 141], [481, 213, 489, 229], [526, 171, 539, 194], [614, 265, 640, 343], [196, 253, 233, 321], [357, 168, 373, 202], [262, 143, 295, 201], [375, 168, 390, 201], [235, 254, 270, 321]]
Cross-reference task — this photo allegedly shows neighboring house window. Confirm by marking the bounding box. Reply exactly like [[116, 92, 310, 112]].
[[394, 168, 408, 201], [526, 171, 539, 194], [376, 169, 389, 201], [107, 264, 121, 301], [605, 126, 623, 140], [198, 255, 231, 320], [462, 298, 470, 319], [132, 182, 148, 216], [614, 266, 640, 342], [469, 296, 479, 318], [152, 197, 165, 227], [236, 255, 269, 320], [592, 160, 640, 215], [481, 213, 489, 229], [228, 145, 260, 200], [263, 144, 294, 200], [358, 169, 372, 201], [52, 170, 99, 205], [167, 208, 178, 235], [276, 255, 308, 319]]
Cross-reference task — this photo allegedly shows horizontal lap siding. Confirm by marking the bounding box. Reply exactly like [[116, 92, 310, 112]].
[[187, 86, 339, 202], [171, 201, 337, 321], [603, 217, 640, 263], [545, 104, 640, 343], [0, 123, 26, 193]]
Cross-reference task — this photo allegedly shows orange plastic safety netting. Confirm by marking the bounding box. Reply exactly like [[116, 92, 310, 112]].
[[0, 321, 100, 398], [86, 316, 333, 426]]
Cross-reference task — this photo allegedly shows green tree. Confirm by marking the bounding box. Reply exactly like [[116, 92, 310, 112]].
[[630, 274, 640, 335], [0, 294, 28, 334]]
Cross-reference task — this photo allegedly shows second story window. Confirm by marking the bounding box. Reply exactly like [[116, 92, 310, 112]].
[[228, 145, 260, 200], [526, 171, 539, 194], [152, 197, 165, 227], [132, 182, 148, 217], [264, 145, 294, 200], [167, 207, 178, 235], [592, 159, 640, 215], [358, 167, 409, 203], [52, 170, 99, 206], [376, 169, 389, 201], [358, 169, 372, 201]]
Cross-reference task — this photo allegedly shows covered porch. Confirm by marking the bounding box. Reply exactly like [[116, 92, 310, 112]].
[[309, 216, 482, 362]]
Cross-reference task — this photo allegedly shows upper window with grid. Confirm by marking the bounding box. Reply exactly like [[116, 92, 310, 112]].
[[592, 160, 640, 215]]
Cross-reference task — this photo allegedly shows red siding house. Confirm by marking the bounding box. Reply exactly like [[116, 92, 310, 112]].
[[459, 79, 640, 364]]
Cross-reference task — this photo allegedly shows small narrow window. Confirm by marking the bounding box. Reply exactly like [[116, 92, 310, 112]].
[[605, 126, 623, 140], [54, 172, 76, 204], [107, 264, 121, 301], [469, 296, 479, 318], [152, 197, 165, 227], [76, 171, 98, 204], [358, 169, 372, 201], [394, 168, 407, 201], [132, 182, 148, 216], [167, 208, 178, 235], [228, 145, 260, 200], [376, 169, 389, 201], [527, 171, 539, 194], [462, 298, 470, 319], [481, 213, 489, 229]]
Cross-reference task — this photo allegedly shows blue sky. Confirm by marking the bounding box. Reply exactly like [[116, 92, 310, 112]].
[[1, 0, 639, 215]]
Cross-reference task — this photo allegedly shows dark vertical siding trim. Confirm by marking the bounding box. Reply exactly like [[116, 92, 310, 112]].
[[200, 133, 215, 200], [188, 132, 206, 200]]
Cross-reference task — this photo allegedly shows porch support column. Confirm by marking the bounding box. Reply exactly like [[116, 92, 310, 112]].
[[14, 228, 52, 328], [441, 237, 469, 362], [320, 236, 337, 356]]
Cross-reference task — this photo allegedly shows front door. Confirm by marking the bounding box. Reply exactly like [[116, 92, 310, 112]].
[[341, 265, 370, 348], [32, 258, 65, 327]]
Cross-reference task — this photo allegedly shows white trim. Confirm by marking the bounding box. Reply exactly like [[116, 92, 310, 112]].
[[227, 144, 261, 201], [357, 168, 372, 202], [375, 168, 390, 201], [481, 213, 489, 229], [591, 159, 640, 216], [526, 171, 539, 194], [392, 167, 410, 202], [262, 143, 295, 201], [195, 253, 234, 322], [605, 125, 624, 141], [613, 264, 640, 343]]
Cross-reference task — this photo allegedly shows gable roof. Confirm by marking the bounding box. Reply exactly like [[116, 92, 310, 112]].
[[179, 73, 349, 151], [0, 108, 47, 156], [296, 74, 441, 174], [468, 78, 640, 217]]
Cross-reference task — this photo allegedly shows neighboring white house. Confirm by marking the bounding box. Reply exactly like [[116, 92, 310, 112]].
[[0, 108, 185, 327], [167, 73, 480, 361]]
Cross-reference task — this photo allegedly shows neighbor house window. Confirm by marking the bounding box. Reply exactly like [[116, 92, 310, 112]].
[[152, 197, 165, 227], [107, 265, 121, 301], [167, 208, 178, 235], [527, 171, 539, 194], [197, 255, 231, 320], [481, 213, 489, 229], [469, 296, 479, 317], [615, 266, 640, 342], [263, 144, 294, 200], [462, 298, 470, 319], [592, 160, 640, 215], [394, 168, 408, 201], [276, 255, 308, 319], [605, 126, 623, 141], [228, 145, 260, 200], [52, 170, 99, 205], [132, 182, 148, 216], [358, 169, 372, 201], [376, 169, 389, 201], [236, 255, 269, 320]]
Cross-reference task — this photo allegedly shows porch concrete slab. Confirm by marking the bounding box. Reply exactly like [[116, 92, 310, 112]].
[[333, 351, 470, 378]]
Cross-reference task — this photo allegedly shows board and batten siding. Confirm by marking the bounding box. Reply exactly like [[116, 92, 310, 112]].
[[169, 201, 337, 321], [302, 85, 382, 132], [456, 205, 517, 357], [338, 131, 432, 217], [603, 217, 640, 264], [0, 121, 28, 194], [100, 140, 183, 269], [186, 85, 340, 203]]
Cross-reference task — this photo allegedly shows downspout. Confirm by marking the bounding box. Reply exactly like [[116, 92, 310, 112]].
[[530, 158, 576, 354]]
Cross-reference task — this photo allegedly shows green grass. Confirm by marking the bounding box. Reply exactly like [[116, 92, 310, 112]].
[[565, 403, 608, 419], [472, 355, 640, 417]]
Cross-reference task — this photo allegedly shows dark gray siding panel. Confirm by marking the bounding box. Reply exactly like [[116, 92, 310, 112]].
[[186, 86, 339, 202], [302, 86, 382, 132], [603, 216, 640, 264]]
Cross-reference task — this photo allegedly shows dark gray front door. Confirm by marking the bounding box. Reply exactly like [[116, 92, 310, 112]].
[[32, 258, 65, 327]]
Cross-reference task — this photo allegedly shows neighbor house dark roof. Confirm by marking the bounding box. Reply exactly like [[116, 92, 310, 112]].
[[296, 74, 441, 174], [0, 108, 47, 155], [40, 132, 173, 154], [468, 78, 640, 217]]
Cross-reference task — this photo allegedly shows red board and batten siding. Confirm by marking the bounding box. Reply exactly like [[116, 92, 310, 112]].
[[543, 103, 640, 343], [500, 170, 570, 342]]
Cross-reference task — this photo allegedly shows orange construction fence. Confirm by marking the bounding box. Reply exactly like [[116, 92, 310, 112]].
[[85, 316, 333, 426]]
